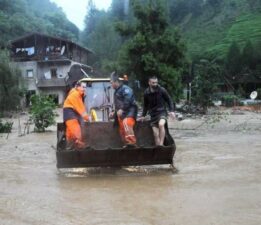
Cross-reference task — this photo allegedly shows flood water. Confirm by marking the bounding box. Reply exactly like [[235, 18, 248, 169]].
[[1, 112, 261, 225]]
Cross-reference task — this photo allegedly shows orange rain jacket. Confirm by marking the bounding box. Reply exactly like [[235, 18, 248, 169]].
[[63, 88, 88, 122]]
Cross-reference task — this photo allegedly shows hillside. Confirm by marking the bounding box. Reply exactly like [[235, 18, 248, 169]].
[[0, 0, 79, 47], [171, 0, 261, 59]]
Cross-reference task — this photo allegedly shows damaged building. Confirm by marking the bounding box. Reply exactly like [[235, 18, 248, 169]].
[[10, 32, 93, 105]]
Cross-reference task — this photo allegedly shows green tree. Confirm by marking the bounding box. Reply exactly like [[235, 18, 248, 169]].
[[247, 0, 261, 11], [0, 50, 22, 113], [81, 1, 123, 72], [116, 0, 186, 100], [82, 8, 122, 71], [191, 59, 220, 112], [82, 0, 99, 36], [110, 0, 129, 21], [226, 41, 242, 78], [45, 12, 79, 41], [29, 95, 56, 132], [241, 40, 256, 70]]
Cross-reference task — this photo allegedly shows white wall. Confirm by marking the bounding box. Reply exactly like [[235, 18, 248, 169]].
[[13, 61, 39, 92]]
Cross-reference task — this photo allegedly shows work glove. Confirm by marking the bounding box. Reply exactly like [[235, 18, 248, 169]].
[[83, 114, 89, 122]]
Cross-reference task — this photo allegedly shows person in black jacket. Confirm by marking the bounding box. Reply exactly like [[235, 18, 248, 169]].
[[110, 72, 138, 147], [138, 76, 175, 146]]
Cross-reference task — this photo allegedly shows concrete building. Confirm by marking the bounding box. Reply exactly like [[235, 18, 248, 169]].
[[10, 32, 93, 105]]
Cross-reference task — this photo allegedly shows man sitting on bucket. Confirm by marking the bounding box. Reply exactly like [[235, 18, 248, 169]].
[[138, 76, 175, 146], [63, 80, 89, 149], [110, 72, 138, 148]]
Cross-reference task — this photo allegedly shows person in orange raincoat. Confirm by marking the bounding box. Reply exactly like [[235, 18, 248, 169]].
[[110, 72, 138, 148], [63, 81, 89, 149]]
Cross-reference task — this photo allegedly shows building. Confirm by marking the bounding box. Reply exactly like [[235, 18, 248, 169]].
[[10, 32, 93, 105]]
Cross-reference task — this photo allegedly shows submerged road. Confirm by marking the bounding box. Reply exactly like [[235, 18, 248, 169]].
[[0, 112, 261, 225]]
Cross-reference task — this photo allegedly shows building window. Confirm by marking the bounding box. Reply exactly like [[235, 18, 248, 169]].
[[26, 69, 34, 78], [51, 68, 57, 78]]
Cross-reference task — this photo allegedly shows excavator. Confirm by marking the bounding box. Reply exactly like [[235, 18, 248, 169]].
[[56, 76, 176, 168]]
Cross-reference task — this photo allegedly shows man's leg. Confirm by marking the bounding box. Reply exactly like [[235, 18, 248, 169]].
[[118, 117, 126, 143], [152, 126, 160, 146], [158, 119, 166, 146], [122, 117, 136, 145], [65, 119, 86, 149]]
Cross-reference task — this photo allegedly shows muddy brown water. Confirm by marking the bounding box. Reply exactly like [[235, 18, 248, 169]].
[[1, 111, 261, 225]]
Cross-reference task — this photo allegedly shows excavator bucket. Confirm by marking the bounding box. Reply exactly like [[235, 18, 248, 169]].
[[58, 77, 176, 168], [56, 121, 176, 168]]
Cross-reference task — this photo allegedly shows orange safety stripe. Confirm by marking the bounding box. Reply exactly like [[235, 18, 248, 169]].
[[118, 117, 136, 145]]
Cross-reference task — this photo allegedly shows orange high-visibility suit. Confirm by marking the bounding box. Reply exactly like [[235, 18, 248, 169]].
[[118, 117, 136, 145], [63, 87, 88, 148]]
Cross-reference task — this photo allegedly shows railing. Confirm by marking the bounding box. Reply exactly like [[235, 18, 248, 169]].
[[37, 78, 66, 88], [11, 52, 71, 62]]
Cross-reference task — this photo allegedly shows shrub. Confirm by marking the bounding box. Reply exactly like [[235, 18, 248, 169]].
[[29, 95, 57, 132], [222, 94, 240, 107], [0, 120, 13, 133]]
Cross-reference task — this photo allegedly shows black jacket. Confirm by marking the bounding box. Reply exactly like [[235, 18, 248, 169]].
[[114, 84, 137, 119], [142, 85, 175, 118]]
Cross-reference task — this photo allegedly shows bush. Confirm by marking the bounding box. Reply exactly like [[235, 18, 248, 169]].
[[29, 95, 57, 132], [222, 94, 240, 107], [236, 85, 246, 98], [0, 120, 13, 133]]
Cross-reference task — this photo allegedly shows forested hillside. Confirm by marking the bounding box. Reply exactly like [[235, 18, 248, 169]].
[[0, 0, 79, 47], [81, 0, 261, 106], [169, 0, 261, 59], [1, 0, 260, 62], [81, 0, 261, 66]]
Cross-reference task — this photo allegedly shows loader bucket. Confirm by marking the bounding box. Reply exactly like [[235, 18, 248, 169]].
[[56, 121, 176, 168]]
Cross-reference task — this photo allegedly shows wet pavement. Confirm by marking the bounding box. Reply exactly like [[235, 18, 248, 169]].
[[0, 111, 261, 225]]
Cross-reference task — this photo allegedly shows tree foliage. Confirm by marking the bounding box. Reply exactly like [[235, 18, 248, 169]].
[[241, 40, 255, 70], [0, 119, 13, 133], [29, 95, 56, 132], [225, 40, 261, 78], [116, 0, 186, 100], [81, 0, 130, 72], [225, 41, 242, 78], [82, 0, 100, 36], [169, 0, 203, 24], [191, 60, 220, 111], [0, 50, 22, 113], [110, 0, 128, 21], [0, 0, 79, 47]]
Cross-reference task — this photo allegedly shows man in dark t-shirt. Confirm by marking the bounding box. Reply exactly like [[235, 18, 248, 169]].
[[138, 76, 175, 146]]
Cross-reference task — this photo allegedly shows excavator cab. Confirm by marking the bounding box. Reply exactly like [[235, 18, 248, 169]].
[[56, 77, 176, 168], [82, 78, 114, 122]]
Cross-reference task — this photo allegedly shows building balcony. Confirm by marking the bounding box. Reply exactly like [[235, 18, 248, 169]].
[[11, 52, 72, 63], [37, 78, 66, 88]]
